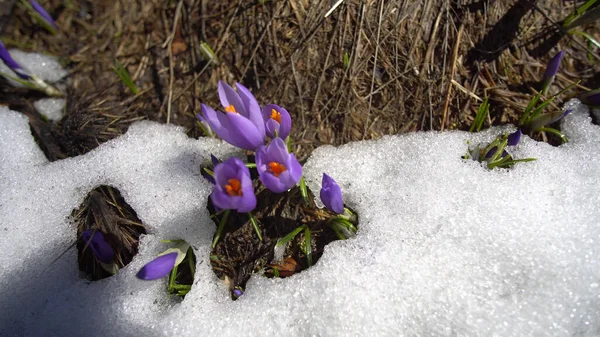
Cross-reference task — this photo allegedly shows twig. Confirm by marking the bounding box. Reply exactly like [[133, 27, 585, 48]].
[[325, 0, 345, 18], [165, 0, 184, 124], [365, 0, 384, 139], [441, 23, 464, 131]]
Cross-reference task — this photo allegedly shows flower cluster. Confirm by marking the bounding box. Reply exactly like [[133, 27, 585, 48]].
[[465, 50, 576, 170], [136, 81, 351, 292], [198, 81, 328, 212]]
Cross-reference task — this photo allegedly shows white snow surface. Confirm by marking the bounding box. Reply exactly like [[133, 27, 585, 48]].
[[0, 99, 599, 337], [34, 97, 65, 121], [0, 49, 67, 83]]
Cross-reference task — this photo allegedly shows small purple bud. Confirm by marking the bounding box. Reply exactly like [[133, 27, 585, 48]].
[[580, 90, 600, 106], [29, 0, 57, 29], [320, 173, 344, 214], [262, 104, 292, 140], [541, 51, 564, 93], [507, 129, 522, 146], [136, 252, 178, 280], [81, 230, 115, 264], [210, 154, 221, 166], [255, 138, 302, 193], [233, 289, 244, 298], [201, 167, 215, 184], [0, 40, 31, 80]]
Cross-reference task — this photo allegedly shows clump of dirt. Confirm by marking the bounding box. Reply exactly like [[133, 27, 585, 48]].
[[209, 184, 357, 299], [73, 185, 146, 281]]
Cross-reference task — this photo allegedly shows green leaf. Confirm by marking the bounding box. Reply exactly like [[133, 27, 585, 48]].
[[212, 210, 230, 248], [470, 97, 489, 133], [342, 51, 350, 70], [276, 225, 307, 248], [299, 176, 309, 204], [113, 59, 139, 95], [199, 41, 218, 64], [304, 227, 312, 267], [248, 212, 263, 241]]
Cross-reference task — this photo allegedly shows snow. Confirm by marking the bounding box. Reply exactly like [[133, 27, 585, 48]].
[[1, 51, 599, 337], [34, 97, 65, 121], [0, 49, 67, 83], [0, 99, 599, 336]]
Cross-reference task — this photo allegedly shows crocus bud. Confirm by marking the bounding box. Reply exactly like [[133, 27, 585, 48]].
[[320, 173, 344, 214]]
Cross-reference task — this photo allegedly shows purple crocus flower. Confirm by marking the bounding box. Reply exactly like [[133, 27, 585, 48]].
[[29, 0, 57, 29], [211, 157, 256, 212], [580, 90, 600, 106], [256, 137, 302, 193], [507, 129, 522, 146], [320, 173, 344, 214], [262, 104, 292, 139], [0, 40, 31, 80], [81, 230, 114, 264], [541, 50, 564, 94], [233, 288, 244, 298], [136, 252, 178, 280], [201, 81, 266, 151]]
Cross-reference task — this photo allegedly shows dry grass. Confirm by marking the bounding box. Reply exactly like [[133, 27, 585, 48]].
[[0, 0, 599, 159]]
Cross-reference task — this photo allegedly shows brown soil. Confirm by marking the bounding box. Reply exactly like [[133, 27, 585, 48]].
[[2, 0, 598, 159]]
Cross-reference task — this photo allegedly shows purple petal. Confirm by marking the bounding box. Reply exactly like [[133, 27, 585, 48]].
[[225, 112, 265, 151], [256, 138, 301, 193], [201, 167, 215, 184], [210, 154, 221, 166], [235, 83, 265, 136], [265, 137, 290, 163], [320, 173, 344, 214], [29, 0, 57, 28], [233, 289, 244, 298], [210, 157, 256, 212], [580, 91, 600, 106], [262, 104, 291, 139], [202, 104, 229, 138], [82, 230, 115, 264], [507, 129, 522, 146], [0, 40, 31, 80], [136, 252, 178, 280], [218, 81, 247, 116], [542, 50, 564, 87]]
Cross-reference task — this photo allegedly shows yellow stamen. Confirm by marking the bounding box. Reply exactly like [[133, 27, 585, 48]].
[[225, 178, 242, 196], [225, 105, 237, 113], [268, 162, 287, 177], [270, 109, 281, 123]]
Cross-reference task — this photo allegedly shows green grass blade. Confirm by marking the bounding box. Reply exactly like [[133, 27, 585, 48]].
[[563, 0, 598, 27], [304, 227, 312, 267], [538, 127, 568, 143], [470, 97, 489, 132], [276, 225, 307, 248], [299, 176, 309, 204], [211, 210, 230, 248], [113, 59, 139, 95], [248, 212, 263, 241]]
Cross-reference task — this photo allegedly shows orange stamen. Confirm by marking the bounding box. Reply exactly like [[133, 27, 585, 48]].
[[225, 105, 237, 113], [270, 109, 281, 123], [224, 178, 242, 196], [268, 162, 287, 177]]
